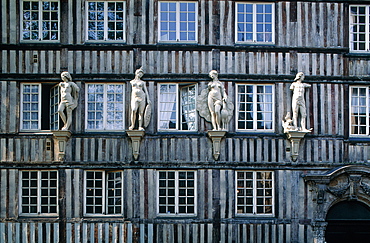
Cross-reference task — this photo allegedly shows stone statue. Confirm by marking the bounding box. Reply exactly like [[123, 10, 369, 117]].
[[282, 112, 295, 133], [129, 67, 151, 131], [197, 70, 234, 131], [58, 71, 80, 131], [290, 72, 311, 131]]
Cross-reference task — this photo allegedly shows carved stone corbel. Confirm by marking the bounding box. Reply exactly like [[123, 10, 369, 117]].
[[311, 220, 328, 243], [285, 130, 310, 161], [127, 130, 145, 160], [52, 130, 71, 161], [207, 131, 226, 160]]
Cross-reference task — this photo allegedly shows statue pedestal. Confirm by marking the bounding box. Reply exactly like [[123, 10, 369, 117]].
[[127, 130, 145, 160], [285, 130, 310, 162], [52, 131, 71, 162], [207, 131, 226, 160]]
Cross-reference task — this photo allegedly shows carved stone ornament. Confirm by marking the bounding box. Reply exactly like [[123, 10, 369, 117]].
[[52, 130, 71, 161], [129, 68, 152, 131], [305, 166, 370, 243], [127, 130, 145, 160], [196, 70, 234, 131], [58, 71, 80, 131], [207, 131, 226, 160], [283, 72, 312, 161]]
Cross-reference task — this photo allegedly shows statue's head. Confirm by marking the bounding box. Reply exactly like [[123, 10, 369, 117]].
[[135, 67, 144, 78], [61, 71, 72, 82], [294, 72, 304, 81], [209, 70, 218, 80]]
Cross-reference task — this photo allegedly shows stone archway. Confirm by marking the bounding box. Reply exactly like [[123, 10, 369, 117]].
[[325, 201, 370, 243], [304, 165, 370, 243]]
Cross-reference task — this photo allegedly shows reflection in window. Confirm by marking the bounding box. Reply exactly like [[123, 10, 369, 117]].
[[159, 1, 197, 42], [237, 84, 274, 131], [158, 83, 197, 131], [236, 3, 274, 43], [350, 87, 370, 135], [236, 171, 274, 215], [86, 84, 125, 130], [86, 1, 125, 41], [350, 6, 370, 52], [85, 171, 123, 215]]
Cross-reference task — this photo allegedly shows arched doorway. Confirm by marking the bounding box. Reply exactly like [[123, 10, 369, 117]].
[[325, 201, 370, 243]]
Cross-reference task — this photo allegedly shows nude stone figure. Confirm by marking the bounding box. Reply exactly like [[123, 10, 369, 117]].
[[290, 72, 311, 131], [129, 68, 151, 131], [208, 70, 228, 130], [58, 71, 80, 131]]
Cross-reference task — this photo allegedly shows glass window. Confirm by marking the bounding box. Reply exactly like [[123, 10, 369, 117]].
[[158, 83, 197, 131], [20, 171, 58, 216], [159, 1, 197, 42], [84, 171, 123, 216], [86, 1, 126, 41], [236, 2, 274, 44], [21, 0, 60, 41], [350, 6, 370, 52], [21, 83, 60, 131], [236, 84, 274, 131], [86, 84, 125, 131], [158, 171, 196, 216], [350, 86, 370, 135], [236, 171, 274, 216]]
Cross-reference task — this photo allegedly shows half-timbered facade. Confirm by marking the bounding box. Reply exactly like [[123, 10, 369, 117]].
[[1, 1, 370, 242]]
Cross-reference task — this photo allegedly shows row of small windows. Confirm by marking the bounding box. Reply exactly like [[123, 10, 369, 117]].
[[20, 83, 275, 132], [21, 1, 274, 44], [20, 170, 274, 217], [20, 83, 370, 136], [21, 1, 370, 52]]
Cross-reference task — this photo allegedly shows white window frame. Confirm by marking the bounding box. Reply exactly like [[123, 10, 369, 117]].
[[158, 1, 198, 43], [350, 86, 370, 136], [85, 1, 126, 42], [235, 171, 274, 217], [84, 170, 123, 216], [157, 83, 198, 131], [236, 84, 274, 132], [19, 170, 58, 216], [85, 83, 125, 131], [20, 83, 60, 131], [349, 5, 370, 52], [235, 2, 275, 44], [20, 0, 60, 42], [157, 170, 197, 216]]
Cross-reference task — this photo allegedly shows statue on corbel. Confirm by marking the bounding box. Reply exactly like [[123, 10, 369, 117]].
[[53, 71, 80, 161], [197, 70, 234, 160], [127, 68, 152, 160], [282, 72, 312, 161]]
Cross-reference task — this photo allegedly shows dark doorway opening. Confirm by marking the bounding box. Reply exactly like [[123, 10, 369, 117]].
[[325, 201, 370, 243]]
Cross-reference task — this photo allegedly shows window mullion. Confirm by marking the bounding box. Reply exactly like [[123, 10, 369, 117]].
[[253, 86, 257, 130], [39, 1, 42, 41], [37, 171, 41, 214], [104, 2, 108, 40], [367, 7, 370, 51], [103, 172, 106, 214], [104, 84, 107, 129], [176, 84, 179, 130], [253, 172, 257, 215], [253, 4, 256, 42], [175, 171, 179, 214], [178, 2, 181, 40]]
